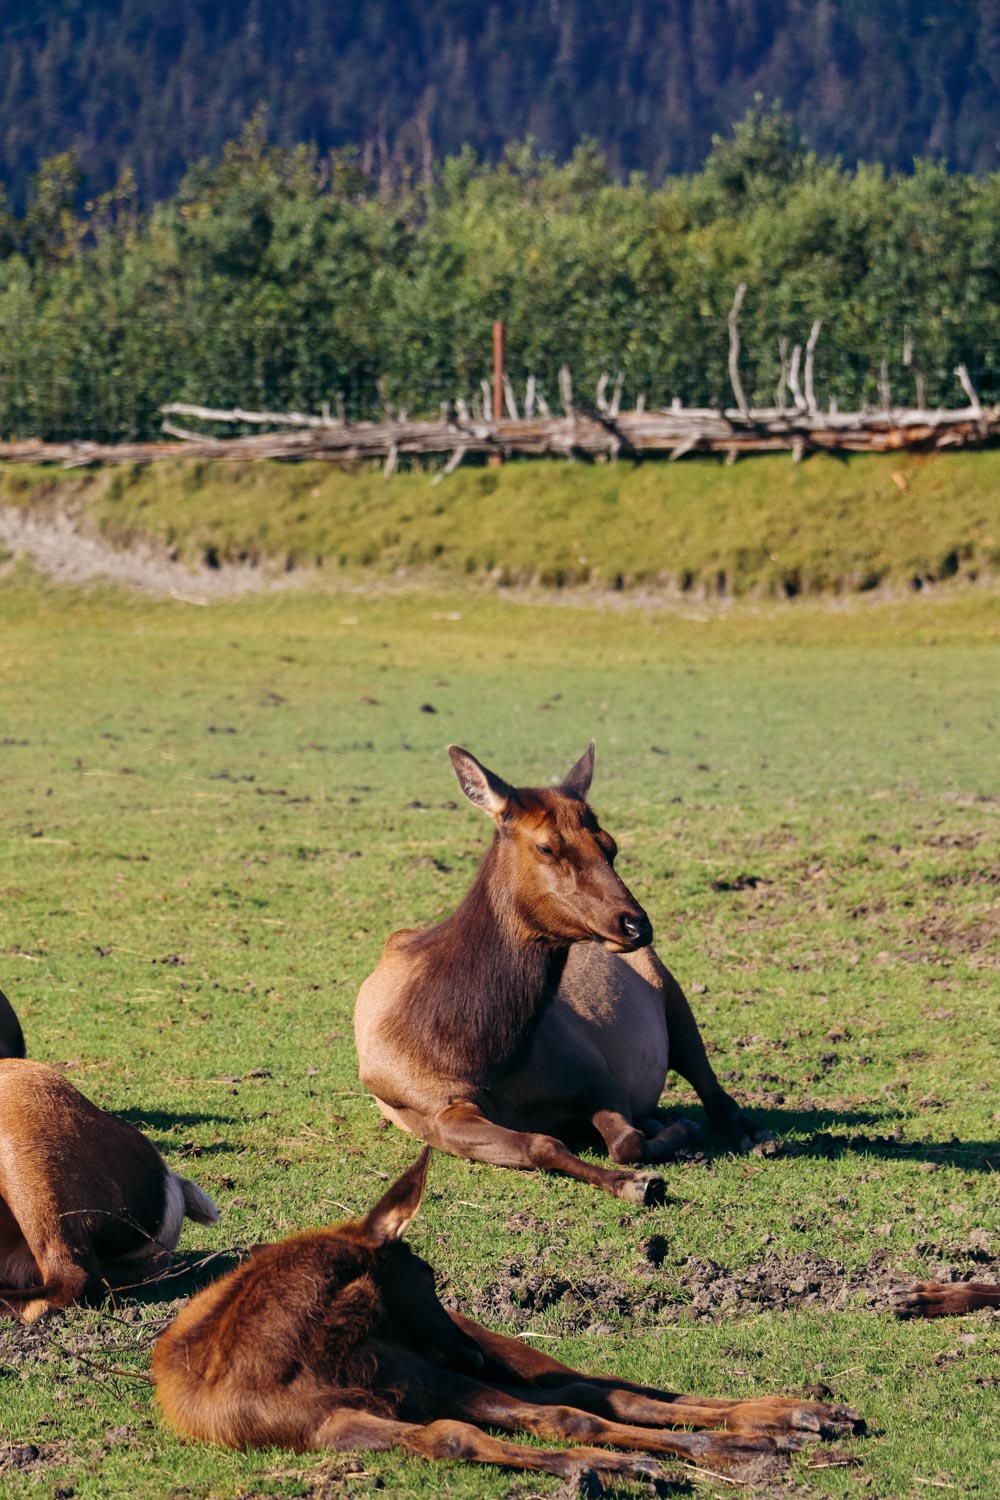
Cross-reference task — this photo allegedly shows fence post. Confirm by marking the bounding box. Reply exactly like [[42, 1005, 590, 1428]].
[[490, 319, 504, 465]]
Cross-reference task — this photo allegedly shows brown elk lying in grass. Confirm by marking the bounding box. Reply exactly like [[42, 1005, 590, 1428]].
[[355, 744, 773, 1204], [0, 994, 218, 1322], [892, 1281, 1000, 1317], [153, 1148, 862, 1481]]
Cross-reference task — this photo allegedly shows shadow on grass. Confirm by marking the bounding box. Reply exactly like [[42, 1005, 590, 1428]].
[[117, 1108, 241, 1128], [641, 1105, 1000, 1171], [120, 1245, 252, 1307], [116, 1107, 241, 1152]]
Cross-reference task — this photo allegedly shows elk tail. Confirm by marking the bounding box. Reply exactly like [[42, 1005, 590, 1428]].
[[179, 1178, 220, 1225]]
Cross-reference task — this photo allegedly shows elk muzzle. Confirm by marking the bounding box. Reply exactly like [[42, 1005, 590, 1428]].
[[595, 903, 653, 953]]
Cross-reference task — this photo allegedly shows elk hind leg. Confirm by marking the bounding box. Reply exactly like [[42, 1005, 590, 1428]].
[[425, 1380, 808, 1477], [446, 1315, 860, 1440], [315, 1407, 665, 1481]]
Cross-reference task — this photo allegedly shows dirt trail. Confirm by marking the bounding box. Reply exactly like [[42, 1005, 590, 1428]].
[[0, 506, 303, 601]]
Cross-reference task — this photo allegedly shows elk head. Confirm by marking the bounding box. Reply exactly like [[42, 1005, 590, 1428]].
[[340, 1148, 484, 1372], [448, 743, 653, 953]]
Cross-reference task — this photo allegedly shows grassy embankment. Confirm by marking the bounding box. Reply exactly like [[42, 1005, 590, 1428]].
[[0, 571, 998, 1500], [1, 447, 999, 595]]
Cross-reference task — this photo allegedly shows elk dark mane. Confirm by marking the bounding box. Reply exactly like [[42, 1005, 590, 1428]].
[[390, 839, 569, 1085]]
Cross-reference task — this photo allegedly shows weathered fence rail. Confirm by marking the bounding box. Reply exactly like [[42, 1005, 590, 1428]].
[[1, 400, 996, 471]]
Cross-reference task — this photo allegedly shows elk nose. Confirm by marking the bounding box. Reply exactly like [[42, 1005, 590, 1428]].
[[620, 912, 653, 947]]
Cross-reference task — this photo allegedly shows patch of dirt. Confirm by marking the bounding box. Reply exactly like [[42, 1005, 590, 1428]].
[[0, 1442, 61, 1475], [449, 1243, 1000, 1333], [0, 1293, 181, 1377], [927, 868, 1000, 888], [913, 906, 1000, 966], [0, 506, 307, 601], [506, 1467, 694, 1499]]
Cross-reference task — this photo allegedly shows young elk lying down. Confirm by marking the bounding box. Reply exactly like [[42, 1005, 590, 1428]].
[[153, 1150, 862, 1482], [0, 1057, 219, 1323], [355, 744, 774, 1205]]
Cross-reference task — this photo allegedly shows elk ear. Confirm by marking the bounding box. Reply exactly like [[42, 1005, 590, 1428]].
[[561, 741, 595, 799], [448, 746, 512, 818], [364, 1147, 432, 1244]]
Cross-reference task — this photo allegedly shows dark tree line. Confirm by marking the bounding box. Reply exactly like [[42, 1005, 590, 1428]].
[[1, 0, 999, 212], [1, 106, 999, 443]]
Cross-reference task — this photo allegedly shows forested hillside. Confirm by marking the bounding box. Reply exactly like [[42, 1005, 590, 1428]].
[[1, 0, 998, 209]]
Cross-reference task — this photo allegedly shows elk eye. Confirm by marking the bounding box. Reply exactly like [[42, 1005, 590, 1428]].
[[536, 843, 554, 856]]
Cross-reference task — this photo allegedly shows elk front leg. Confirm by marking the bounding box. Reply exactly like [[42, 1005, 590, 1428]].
[[314, 1406, 667, 1483], [494, 1383, 861, 1440], [431, 1099, 666, 1205], [589, 1078, 666, 1165], [657, 960, 776, 1152]]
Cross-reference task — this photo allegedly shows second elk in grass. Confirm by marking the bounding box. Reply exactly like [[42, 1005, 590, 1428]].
[[0, 991, 219, 1322], [355, 744, 773, 1204], [153, 1148, 862, 1481]]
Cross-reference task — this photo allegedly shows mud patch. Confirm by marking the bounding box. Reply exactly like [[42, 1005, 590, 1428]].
[[913, 906, 1000, 966], [449, 1244, 1000, 1333]]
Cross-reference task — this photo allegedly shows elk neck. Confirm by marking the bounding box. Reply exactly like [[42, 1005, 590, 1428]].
[[394, 838, 570, 1086]]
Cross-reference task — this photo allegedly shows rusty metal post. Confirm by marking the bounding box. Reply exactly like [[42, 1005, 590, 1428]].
[[490, 319, 504, 464]]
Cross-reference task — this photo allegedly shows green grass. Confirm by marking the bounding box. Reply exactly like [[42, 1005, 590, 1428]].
[[0, 572, 998, 1498], [3, 447, 1000, 594]]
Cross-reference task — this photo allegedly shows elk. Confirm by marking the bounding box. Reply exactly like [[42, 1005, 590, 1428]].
[[153, 1148, 861, 1480], [0, 996, 219, 1322], [355, 744, 773, 1203]]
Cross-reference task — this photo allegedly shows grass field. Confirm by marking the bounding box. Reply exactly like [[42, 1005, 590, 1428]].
[[2, 447, 1000, 596], [0, 567, 998, 1499]]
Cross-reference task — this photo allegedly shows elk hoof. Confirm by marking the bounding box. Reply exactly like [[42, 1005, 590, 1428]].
[[817, 1406, 864, 1437], [725, 1115, 780, 1155], [891, 1283, 933, 1318], [889, 1281, 983, 1318], [724, 1396, 863, 1439], [617, 1171, 666, 1206]]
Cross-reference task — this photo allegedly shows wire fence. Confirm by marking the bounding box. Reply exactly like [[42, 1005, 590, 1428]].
[[1, 311, 998, 445]]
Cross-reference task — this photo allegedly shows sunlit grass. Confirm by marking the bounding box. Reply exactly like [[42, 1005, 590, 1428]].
[[0, 574, 997, 1498]]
